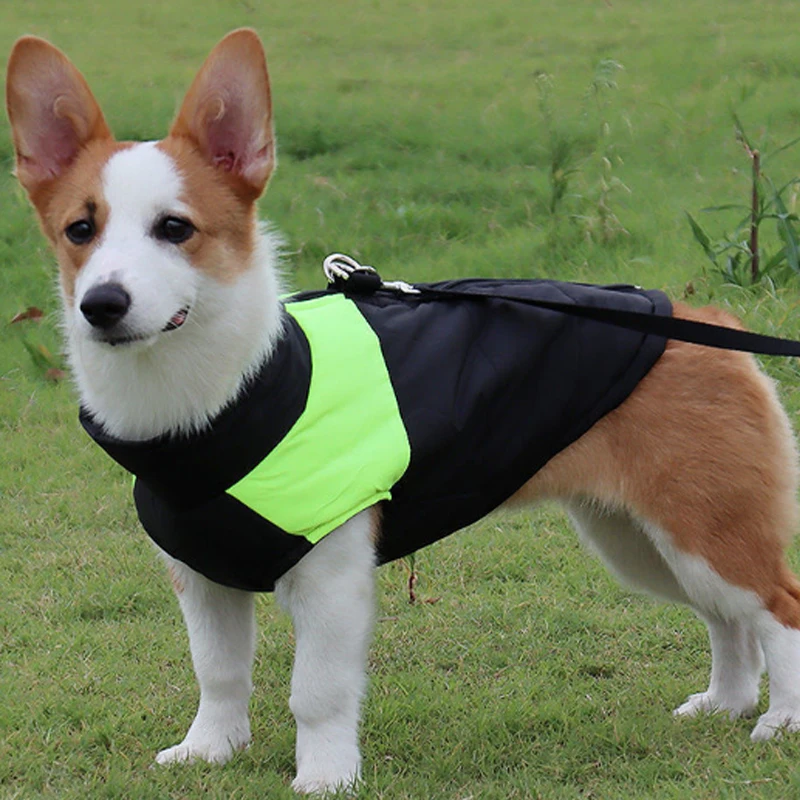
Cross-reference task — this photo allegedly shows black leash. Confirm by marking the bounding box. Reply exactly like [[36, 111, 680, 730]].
[[322, 253, 800, 358]]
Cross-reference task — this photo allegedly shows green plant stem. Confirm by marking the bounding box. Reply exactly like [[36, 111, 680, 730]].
[[751, 149, 761, 282]]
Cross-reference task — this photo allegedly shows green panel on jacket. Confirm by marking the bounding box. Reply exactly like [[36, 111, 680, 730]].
[[226, 293, 411, 543]]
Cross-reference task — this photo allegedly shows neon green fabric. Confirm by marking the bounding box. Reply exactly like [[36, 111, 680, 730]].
[[226, 293, 410, 543]]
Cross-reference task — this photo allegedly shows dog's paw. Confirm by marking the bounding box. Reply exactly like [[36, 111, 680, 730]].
[[292, 733, 361, 795], [155, 730, 250, 766], [291, 773, 359, 797], [673, 691, 757, 720], [291, 760, 360, 796], [751, 710, 800, 741]]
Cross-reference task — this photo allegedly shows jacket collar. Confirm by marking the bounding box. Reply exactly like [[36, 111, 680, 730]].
[[80, 312, 311, 510]]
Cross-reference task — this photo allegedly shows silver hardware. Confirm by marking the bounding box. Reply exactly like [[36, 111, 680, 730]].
[[323, 253, 377, 283], [322, 253, 420, 295], [382, 279, 420, 294]]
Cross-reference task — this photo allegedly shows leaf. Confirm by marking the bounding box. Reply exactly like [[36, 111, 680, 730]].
[[722, 252, 748, 285], [685, 212, 717, 264], [775, 177, 800, 195], [778, 219, 800, 274], [37, 343, 57, 364], [770, 181, 800, 274], [21, 339, 62, 373], [763, 247, 787, 274], [760, 213, 800, 222], [763, 134, 800, 165], [699, 204, 748, 213], [45, 368, 67, 382], [10, 306, 44, 324], [22, 340, 48, 370]]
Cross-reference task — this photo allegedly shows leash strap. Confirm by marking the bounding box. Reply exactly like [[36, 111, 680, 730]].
[[321, 253, 800, 358]]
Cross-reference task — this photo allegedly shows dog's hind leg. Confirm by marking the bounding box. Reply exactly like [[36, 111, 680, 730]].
[[568, 503, 764, 718], [517, 315, 800, 736], [673, 613, 763, 719], [749, 576, 800, 740], [661, 561, 800, 738], [275, 508, 377, 795], [155, 552, 255, 765], [568, 503, 766, 717]]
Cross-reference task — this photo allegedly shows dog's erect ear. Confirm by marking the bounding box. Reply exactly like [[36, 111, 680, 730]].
[[169, 29, 275, 200], [6, 36, 112, 197]]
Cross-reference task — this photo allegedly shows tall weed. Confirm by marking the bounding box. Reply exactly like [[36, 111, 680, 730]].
[[537, 59, 629, 244], [687, 115, 800, 287]]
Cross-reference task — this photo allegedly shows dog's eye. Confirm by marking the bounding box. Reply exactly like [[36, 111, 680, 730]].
[[65, 219, 95, 245], [155, 216, 196, 245]]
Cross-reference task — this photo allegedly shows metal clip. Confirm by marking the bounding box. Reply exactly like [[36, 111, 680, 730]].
[[323, 253, 376, 283], [322, 253, 420, 295]]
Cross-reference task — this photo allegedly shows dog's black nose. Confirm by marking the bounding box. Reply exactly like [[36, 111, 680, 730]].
[[80, 283, 131, 329]]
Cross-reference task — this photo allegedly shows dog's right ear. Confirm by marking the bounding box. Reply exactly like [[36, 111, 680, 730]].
[[6, 36, 112, 198]]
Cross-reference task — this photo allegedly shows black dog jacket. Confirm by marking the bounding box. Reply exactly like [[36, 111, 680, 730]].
[[81, 279, 671, 591]]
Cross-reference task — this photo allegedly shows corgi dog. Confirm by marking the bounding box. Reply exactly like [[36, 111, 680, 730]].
[[7, 28, 800, 796]]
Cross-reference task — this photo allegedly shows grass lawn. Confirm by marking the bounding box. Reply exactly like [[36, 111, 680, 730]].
[[4, 1, 800, 797]]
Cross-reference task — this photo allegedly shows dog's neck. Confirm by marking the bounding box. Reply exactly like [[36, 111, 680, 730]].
[[67, 230, 285, 442]]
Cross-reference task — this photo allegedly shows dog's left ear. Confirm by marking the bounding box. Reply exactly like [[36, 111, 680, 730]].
[[170, 28, 275, 200]]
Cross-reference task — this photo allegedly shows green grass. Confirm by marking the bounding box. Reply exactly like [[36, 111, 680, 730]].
[[5, 0, 800, 797]]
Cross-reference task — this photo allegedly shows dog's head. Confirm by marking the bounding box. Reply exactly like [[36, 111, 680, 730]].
[[6, 29, 275, 349]]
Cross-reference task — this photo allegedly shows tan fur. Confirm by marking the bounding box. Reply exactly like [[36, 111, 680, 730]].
[[19, 132, 258, 292], [511, 302, 800, 626], [168, 563, 186, 596], [367, 505, 382, 548], [156, 138, 259, 282], [31, 139, 133, 301]]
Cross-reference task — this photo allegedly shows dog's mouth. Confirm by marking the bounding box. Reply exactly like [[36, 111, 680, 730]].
[[100, 305, 191, 347], [162, 305, 191, 333]]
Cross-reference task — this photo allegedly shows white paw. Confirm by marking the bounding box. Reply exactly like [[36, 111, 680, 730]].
[[291, 763, 360, 796], [155, 730, 250, 766], [291, 776, 358, 796], [673, 691, 756, 720], [751, 710, 800, 741]]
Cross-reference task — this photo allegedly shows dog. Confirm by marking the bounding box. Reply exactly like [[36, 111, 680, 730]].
[[8, 28, 800, 795]]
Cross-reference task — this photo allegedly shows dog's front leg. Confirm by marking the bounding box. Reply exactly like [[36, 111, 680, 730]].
[[275, 509, 377, 795], [155, 552, 255, 766]]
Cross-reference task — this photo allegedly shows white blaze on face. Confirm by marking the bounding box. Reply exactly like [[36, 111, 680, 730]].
[[73, 142, 198, 342], [103, 141, 185, 218]]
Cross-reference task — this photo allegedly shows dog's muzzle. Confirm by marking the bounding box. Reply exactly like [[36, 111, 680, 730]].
[[80, 282, 190, 345]]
